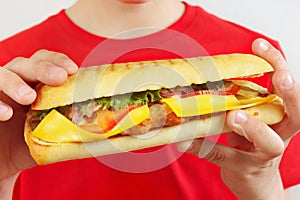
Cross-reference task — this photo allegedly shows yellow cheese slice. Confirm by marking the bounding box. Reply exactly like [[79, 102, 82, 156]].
[[32, 105, 150, 143], [160, 94, 277, 117]]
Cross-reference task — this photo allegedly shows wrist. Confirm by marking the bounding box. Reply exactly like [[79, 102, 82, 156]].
[[237, 170, 286, 200]]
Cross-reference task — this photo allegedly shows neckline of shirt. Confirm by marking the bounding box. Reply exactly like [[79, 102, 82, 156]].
[[55, 2, 199, 43]]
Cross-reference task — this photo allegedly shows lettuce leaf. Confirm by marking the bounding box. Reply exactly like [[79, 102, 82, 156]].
[[97, 90, 162, 110]]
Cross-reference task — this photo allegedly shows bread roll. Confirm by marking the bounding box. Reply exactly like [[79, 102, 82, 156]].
[[25, 53, 284, 165]]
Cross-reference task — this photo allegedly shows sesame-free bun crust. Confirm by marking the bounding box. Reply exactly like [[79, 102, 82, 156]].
[[32, 54, 273, 110], [25, 53, 284, 165]]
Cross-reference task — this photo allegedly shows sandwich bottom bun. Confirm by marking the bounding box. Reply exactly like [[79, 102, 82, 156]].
[[25, 99, 284, 165]]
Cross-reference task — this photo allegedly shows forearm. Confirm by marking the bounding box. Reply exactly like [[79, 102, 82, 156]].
[[0, 174, 19, 200]]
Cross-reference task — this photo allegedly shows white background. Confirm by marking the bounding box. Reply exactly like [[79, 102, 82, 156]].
[[0, 0, 299, 199]]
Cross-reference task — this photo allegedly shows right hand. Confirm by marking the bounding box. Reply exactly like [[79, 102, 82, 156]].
[[0, 50, 78, 182]]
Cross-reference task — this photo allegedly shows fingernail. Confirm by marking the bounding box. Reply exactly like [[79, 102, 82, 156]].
[[18, 85, 33, 97], [259, 40, 269, 52], [63, 60, 78, 74], [282, 74, 293, 88], [0, 104, 8, 114], [235, 111, 248, 124]]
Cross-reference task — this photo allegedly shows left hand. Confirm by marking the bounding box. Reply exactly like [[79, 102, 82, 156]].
[[177, 38, 300, 200]]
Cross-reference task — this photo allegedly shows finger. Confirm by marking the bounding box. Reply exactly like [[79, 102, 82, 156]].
[[252, 39, 300, 139], [226, 132, 247, 147], [182, 138, 249, 171], [275, 71, 299, 119], [5, 57, 69, 86], [30, 50, 78, 74], [227, 110, 284, 160], [0, 68, 37, 105], [177, 139, 194, 152], [0, 101, 13, 121], [272, 71, 300, 139], [226, 132, 254, 151], [252, 38, 287, 71]]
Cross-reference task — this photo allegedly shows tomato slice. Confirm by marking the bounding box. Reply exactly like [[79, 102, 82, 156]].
[[225, 85, 241, 95], [96, 105, 141, 133]]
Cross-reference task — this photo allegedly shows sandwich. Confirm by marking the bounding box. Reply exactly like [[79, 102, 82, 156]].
[[24, 54, 284, 165]]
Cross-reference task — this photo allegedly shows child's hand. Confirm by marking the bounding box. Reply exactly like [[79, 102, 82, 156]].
[[178, 38, 299, 200], [0, 50, 78, 181]]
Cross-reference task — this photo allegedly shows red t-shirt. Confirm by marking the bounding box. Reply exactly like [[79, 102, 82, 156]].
[[1, 2, 299, 200]]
